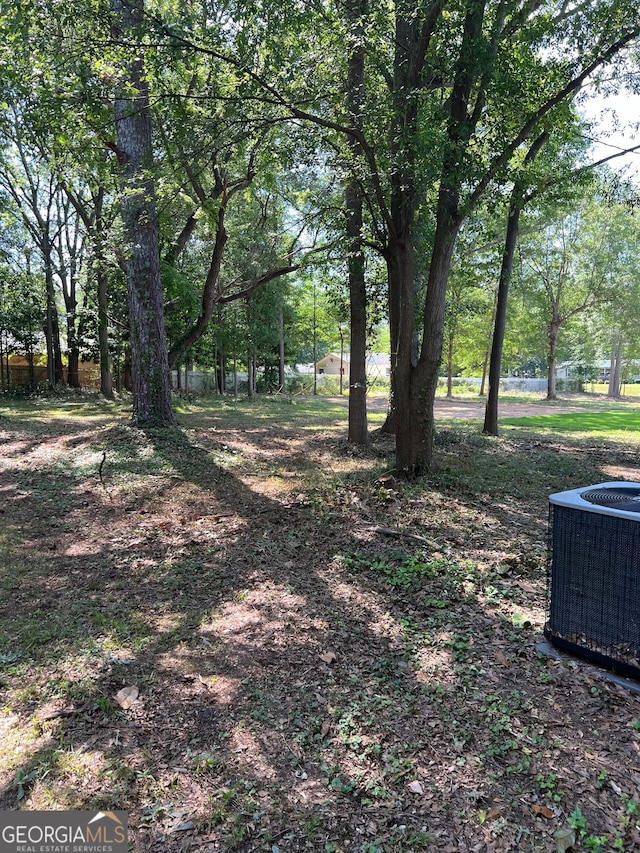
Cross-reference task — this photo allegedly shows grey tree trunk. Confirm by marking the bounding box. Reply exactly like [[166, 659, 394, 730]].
[[547, 322, 560, 400], [345, 0, 368, 445], [483, 132, 548, 435], [112, 0, 175, 426], [608, 336, 623, 398], [278, 306, 286, 392]]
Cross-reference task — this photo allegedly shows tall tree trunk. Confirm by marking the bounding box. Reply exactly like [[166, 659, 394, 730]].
[[97, 262, 114, 398], [345, 0, 368, 445], [233, 353, 238, 397], [446, 329, 454, 399], [410, 209, 461, 472], [95, 193, 114, 399], [608, 334, 623, 398], [547, 321, 560, 400], [479, 346, 489, 396], [484, 131, 548, 435], [112, 0, 175, 426], [278, 306, 286, 392], [42, 234, 63, 385], [389, 0, 483, 474], [247, 349, 255, 398], [167, 204, 227, 369], [66, 284, 80, 387]]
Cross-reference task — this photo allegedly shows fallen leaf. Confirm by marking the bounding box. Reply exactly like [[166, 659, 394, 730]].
[[319, 651, 337, 664], [416, 671, 429, 684], [320, 718, 332, 738], [553, 828, 576, 853], [532, 804, 554, 819], [485, 806, 502, 821], [408, 780, 424, 794], [115, 685, 139, 709]]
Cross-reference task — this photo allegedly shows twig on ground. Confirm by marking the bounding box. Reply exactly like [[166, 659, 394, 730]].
[[370, 526, 439, 548], [97, 450, 112, 499]]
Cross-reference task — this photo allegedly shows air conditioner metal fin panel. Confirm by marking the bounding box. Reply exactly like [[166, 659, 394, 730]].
[[546, 482, 640, 680]]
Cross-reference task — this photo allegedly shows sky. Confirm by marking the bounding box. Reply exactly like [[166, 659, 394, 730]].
[[578, 87, 640, 181]]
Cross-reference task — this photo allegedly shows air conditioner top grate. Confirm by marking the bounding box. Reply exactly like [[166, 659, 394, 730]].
[[581, 487, 640, 512]]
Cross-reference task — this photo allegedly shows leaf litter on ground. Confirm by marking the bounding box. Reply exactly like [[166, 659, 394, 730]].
[[1, 394, 640, 852]]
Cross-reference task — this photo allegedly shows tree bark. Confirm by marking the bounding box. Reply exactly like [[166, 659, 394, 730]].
[[608, 335, 623, 398], [112, 0, 175, 426], [547, 321, 560, 400], [42, 230, 63, 385], [483, 202, 521, 433], [278, 305, 286, 392], [446, 329, 454, 399], [95, 191, 114, 398], [345, 0, 368, 445], [388, 0, 483, 474], [483, 131, 548, 435], [167, 203, 228, 369]]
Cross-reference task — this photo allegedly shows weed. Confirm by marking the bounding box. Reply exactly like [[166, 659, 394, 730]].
[[536, 773, 565, 803], [14, 767, 38, 800]]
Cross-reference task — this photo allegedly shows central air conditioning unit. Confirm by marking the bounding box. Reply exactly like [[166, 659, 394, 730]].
[[546, 482, 640, 678]]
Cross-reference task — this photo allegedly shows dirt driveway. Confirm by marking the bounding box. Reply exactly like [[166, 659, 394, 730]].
[[326, 395, 587, 420]]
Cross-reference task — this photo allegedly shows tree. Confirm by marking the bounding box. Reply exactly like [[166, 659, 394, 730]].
[[223, 0, 640, 471], [0, 120, 66, 385], [111, 0, 175, 425], [344, 0, 369, 445], [518, 195, 628, 399], [483, 131, 550, 434]]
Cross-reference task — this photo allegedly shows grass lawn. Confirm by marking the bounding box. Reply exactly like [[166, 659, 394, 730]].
[[1, 392, 640, 852], [501, 411, 640, 441]]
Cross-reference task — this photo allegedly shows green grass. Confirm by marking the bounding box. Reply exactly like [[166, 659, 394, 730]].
[[500, 410, 640, 439]]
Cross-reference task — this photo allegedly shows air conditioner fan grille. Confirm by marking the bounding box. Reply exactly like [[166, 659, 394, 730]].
[[581, 488, 640, 512]]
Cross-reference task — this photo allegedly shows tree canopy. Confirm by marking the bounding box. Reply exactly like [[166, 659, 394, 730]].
[[0, 0, 639, 466]]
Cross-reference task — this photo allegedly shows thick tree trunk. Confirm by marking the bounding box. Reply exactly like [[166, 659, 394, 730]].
[[387, 235, 419, 472], [347, 183, 368, 443], [388, 0, 483, 474], [409, 210, 460, 472], [67, 348, 80, 388], [112, 0, 175, 426], [345, 0, 368, 445]]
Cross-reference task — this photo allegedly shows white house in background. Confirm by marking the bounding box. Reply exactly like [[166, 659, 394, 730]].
[[314, 353, 391, 380], [558, 360, 640, 383]]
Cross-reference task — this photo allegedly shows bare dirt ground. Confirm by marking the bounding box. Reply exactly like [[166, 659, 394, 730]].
[[327, 395, 596, 420], [2, 395, 640, 853]]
